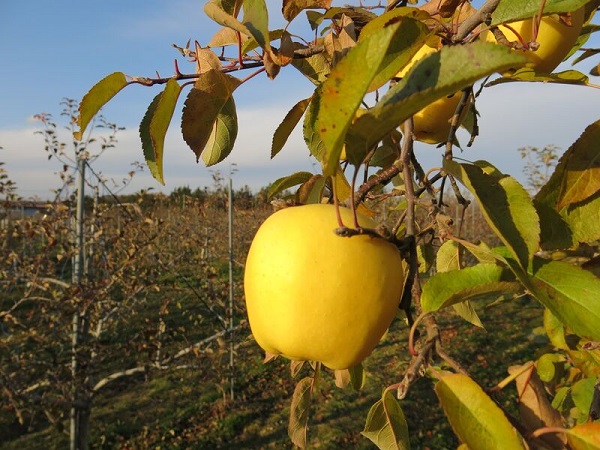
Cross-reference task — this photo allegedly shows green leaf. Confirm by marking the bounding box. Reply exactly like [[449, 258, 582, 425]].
[[346, 41, 528, 156], [303, 90, 326, 159], [75, 72, 129, 140], [272, 97, 312, 158], [536, 121, 600, 246], [436, 240, 460, 272], [181, 70, 240, 161], [358, 11, 429, 92], [361, 390, 410, 450], [316, 17, 410, 174], [566, 423, 600, 449], [421, 264, 520, 313], [334, 363, 365, 390], [242, 0, 270, 51], [571, 377, 596, 421], [139, 79, 181, 185], [241, 29, 283, 55], [490, 0, 591, 26], [140, 94, 163, 184], [444, 160, 540, 270], [452, 301, 485, 329], [348, 364, 366, 391], [529, 258, 600, 341], [416, 243, 435, 274], [296, 174, 327, 204], [560, 192, 600, 244], [485, 68, 590, 87], [534, 199, 574, 250], [204, 0, 249, 36], [291, 49, 331, 85], [268, 171, 314, 200], [202, 96, 238, 166], [435, 374, 526, 449], [288, 377, 313, 449], [556, 120, 600, 209]]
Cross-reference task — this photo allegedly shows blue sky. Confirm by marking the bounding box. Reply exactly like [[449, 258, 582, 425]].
[[1, 1, 599, 199]]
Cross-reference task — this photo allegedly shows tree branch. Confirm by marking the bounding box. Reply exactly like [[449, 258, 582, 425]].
[[453, 0, 502, 42]]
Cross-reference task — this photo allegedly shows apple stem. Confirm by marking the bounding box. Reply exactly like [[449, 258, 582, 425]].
[[531, 0, 548, 47], [350, 165, 360, 229], [331, 175, 345, 229]]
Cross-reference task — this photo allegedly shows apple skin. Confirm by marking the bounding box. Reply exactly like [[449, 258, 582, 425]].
[[244, 203, 404, 370], [397, 43, 462, 144], [481, 8, 585, 73]]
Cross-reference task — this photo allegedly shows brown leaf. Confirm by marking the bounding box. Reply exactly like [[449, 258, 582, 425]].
[[509, 363, 567, 449], [282, 0, 331, 22], [269, 32, 295, 67], [195, 43, 223, 74], [334, 369, 351, 388], [288, 377, 314, 448], [263, 51, 281, 79]]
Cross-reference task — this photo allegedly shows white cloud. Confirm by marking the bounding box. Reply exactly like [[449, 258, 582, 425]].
[[1, 80, 597, 200], [0, 104, 315, 199]]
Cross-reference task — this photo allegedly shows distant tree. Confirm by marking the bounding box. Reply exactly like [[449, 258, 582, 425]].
[[518, 144, 560, 192]]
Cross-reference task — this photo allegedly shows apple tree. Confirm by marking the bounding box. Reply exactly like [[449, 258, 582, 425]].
[[76, 0, 600, 448]]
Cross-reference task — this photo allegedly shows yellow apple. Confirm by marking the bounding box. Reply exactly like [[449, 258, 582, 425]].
[[396, 43, 462, 144], [481, 8, 585, 73], [244, 203, 404, 370]]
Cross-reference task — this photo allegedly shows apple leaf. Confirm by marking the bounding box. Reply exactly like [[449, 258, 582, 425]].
[[204, 0, 249, 36], [489, 0, 591, 26], [75, 72, 129, 140], [361, 390, 410, 450], [533, 199, 574, 250], [316, 17, 419, 175], [486, 68, 590, 87], [241, 29, 283, 55], [334, 363, 365, 390], [556, 121, 600, 209], [288, 377, 314, 449], [345, 41, 528, 156], [436, 240, 461, 272], [508, 364, 567, 449], [421, 264, 521, 313], [243, 0, 270, 51], [357, 10, 429, 92], [303, 91, 326, 159], [296, 174, 327, 204], [529, 258, 600, 341], [201, 96, 238, 166], [435, 241, 484, 328], [272, 97, 312, 158], [140, 94, 163, 185], [138, 79, 181, 185], [571, 377, 597, 422], [181, 70, 240, 161], [435, 374, 526, 449], [267, 171, 314, 200], [444, 160, 540, 270], [282, 0, 331, 22], [291, 49, 331, 85], [566, 423, 600, 449], [208, 27, 245, 48], [536, 120, 600, 245], [452, 301, 485, 329]]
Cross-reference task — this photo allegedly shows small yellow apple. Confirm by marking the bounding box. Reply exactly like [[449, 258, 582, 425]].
[[244, 203, 404, 370], [396, 43, 462, 144], [481, 8, 585, 73]]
